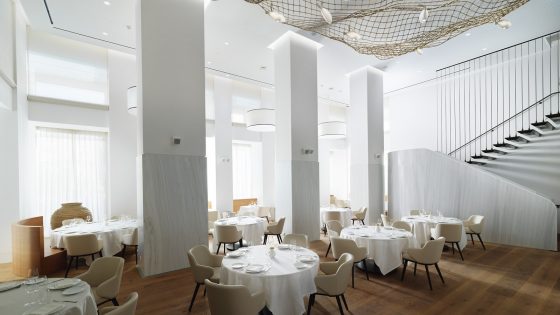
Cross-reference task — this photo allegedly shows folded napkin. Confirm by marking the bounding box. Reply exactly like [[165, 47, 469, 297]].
[[26, 303, 64, 315]]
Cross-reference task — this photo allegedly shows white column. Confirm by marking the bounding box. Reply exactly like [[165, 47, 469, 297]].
[[318, 102, 330, 206], [270, 31, 322, 240], [136, 0, 207, 276], [348, 66, 384, 224], [261, 88, 275, 206], [214, 77, 233, 213]]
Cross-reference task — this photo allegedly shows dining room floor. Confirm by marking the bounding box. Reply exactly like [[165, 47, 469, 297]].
[[2, 234, 560, 314]]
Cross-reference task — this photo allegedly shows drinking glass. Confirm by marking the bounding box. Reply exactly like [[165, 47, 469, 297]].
[[86, 215, 92, 223]]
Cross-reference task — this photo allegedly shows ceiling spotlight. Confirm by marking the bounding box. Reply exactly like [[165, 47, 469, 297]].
[[102, 32, 109, 36], [481, 47, 487, 51], [418, 7, 429, 24], [465, 32, 471, 37], [268, 11, 286, 23], [224, 41, 230, 46], [496, 18, 512, 30], [207, 61, 212, 65], [320, 5, 333, 24], [103, 1, 111, 6], [345, 30, 362, 41], [416, 48, 423, 55]]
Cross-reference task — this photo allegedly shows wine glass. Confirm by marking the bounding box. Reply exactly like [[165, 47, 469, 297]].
[[86, 215, 92, 223]]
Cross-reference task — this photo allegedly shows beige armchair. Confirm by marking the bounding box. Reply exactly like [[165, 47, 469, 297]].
[[431, 223, 464, 260], [63, 233, 103, 277], [121, 228, 138, 265], [331, 236, 369, 288], [214, 225, 243, 255], [325, 221, 343, 257], [75, 256, 124, 306], [351, 207, 367, 225], [205, 279, 265, 315], [392, 220, 412, 232], [401, 237, 445, 290], [99, 292, 138, 315], [308, 253, 354, 315], [263, 217, 285, 245], [283, 234, 309, 248], [380, 214, 390, 227], [463, 215, 486, 250], [187, 245, 223, 312]]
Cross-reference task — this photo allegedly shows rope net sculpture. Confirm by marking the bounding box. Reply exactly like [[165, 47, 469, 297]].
[[245, 0, 529, 59]]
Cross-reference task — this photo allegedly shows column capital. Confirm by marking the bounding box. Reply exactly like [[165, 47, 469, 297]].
[[346, 65, 384, 78], [268, 31, 323, 50]]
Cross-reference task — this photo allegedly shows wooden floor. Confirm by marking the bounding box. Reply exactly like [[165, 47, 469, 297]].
[[2, 236, 560, 314]]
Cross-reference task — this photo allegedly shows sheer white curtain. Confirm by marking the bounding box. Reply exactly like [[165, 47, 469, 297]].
[[35, 127, 108, 233], [232, 143, 253, 198]]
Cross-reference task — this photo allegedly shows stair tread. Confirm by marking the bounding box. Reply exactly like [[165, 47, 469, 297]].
[[482, 149, 507, 155], [494, 143, 516, 149], [471, 155, 494, 160], [505, 136, 528, 142], [546, 113, 560, 119]]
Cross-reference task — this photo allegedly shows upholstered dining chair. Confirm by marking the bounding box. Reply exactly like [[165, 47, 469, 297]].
[[121, 228, 138, 264], [392, 220, 412, 232], [307, 253, 354, 315], [325, 220, 343, 257], [63, 233, 103, 277], [99, 292, 138, 315], [205, 279, 265, 315], [263, 217, 285, 245], [401, 237, 445, 290], [463, 215, 486, 250], [323, 211, 343, 225], [283, 233, 309, 248], [351, 207, 367, 225], [76, 256, 125, 306], [330, 236, 369, 288], [431, 223, 464, 260], [187, 245, 223, 312], [380, 214, 390, 227], [214, 224, 243, 255]]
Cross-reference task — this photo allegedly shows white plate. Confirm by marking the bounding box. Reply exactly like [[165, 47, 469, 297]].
[[245, 264, 265, 273], [298, 255, 316, 263], [294, 262, 310, 269], [47, 278, 81, 290], [231, 263, 247, 269], [226, 251, 244, 258], [62, 284, 86, 296], [23, 303, 65, 315], [0, 282, 21, 292], [277, 244, 290, 250]]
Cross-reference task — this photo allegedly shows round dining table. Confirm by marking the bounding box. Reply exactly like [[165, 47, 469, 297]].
[[50, 219, 138, 257], [220, 245, 319, 315], [401, 215, 467, 249], [340, 225, 414, 275], [0, 278, 97, 315], [320, 207, 354, 227], [213, 216, 267, 246]]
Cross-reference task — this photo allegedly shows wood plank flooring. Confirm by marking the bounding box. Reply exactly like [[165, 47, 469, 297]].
[[2, 235, 560, 314]]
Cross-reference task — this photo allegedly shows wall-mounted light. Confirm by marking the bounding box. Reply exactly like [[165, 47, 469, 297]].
[[127, 86, 137, 115], [301, 149, 314, 155], [318, 121, 346, 139], [246, 108, 276, 132]]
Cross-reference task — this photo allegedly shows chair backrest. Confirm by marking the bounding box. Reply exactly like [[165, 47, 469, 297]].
[[79, 257, 124, 299], [326, 220, 343, 235], [283, 234, 309, 248], [392, 221, 412, 232], [410, 210, 421, 216], [128, 228, 139, 245], [466, 215, 485, 233], [317, 253, 354, 295], [214, 225, 241, 243], [323, 211, 343, 223], [208, 210, 218, 222], [64, 233, 99, 256], [269, 217, 286, 234], [380, 214, 390, 227], [188, 245, 215, 283], [100, 292, 138, 315], [205, 279, 265, 315], [330, 236, 359, 260], [356, 207, 368, 220], [410, 237, 445, 264], [434, 223, 462, 242]]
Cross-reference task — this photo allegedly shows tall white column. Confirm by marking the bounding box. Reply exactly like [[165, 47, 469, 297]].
[[214, 77, 233, 213], [270, 31, 322, 240], [348, 66, 384, 224], [318, 103, 330, 207], [136, 0, 207, 276], [261, 88, 276, 206]]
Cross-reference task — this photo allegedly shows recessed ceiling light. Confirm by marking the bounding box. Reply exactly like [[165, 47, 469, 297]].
[[207, 61, 212, 65], [465, 32, 471, 37], [482, 47, 487, 51], [103, 1, 111, 6], [102, 32, 109, 36], [496, 18, 512, 30], [224, 42, 230, 46], [416, 48, 424, 55], [225, 74, 231, 77]]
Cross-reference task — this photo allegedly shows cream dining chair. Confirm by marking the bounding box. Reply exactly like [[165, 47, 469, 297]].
[[392, 220, 412, 232], [99, 292, 138, 315], [431, 223, 464, 260], [121, 228, 138, 264], [463, 215, 486, 250], [325, 220, 343, 257], [263, 217, 285, 244], [307, 253, 354, 315], [330, 236, 369, 288], [401, 237, 446, 290], [205, 279, 265, 315], [351, 207, 367, 225], [63, 233, 104, 277], [75, 256, 125, 306], [214, 224, 243, 255], [283, 234, 309, 248], [187, 245, 223, 312]]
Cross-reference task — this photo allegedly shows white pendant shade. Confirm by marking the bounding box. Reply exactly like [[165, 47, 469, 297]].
[[246, 108, 275, 132], [269, 11, 286, 23], [418, 7, 429, 24], [127, 86, 137, 115], [318, 121, 346, 139], [321, 7, 332, 24]]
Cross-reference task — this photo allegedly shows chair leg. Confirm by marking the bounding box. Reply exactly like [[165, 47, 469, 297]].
[[223, 243, 226, 255], [434, 263, 445, 284], [99, 250, 103, 257], [188, 282, 200, 312], [111, 298, 119, 306], [351, 264, 355, 288], [341, 294, 349, 311], [91, 254, 95, 261], [203, 287, 206, 297], [65, 256, 73, 278], [277, 234, 282, 244], [451, 242, 455, 254], [279, 234, 283, 243], [425, 265, 433, 290], [401, 259, 408, 281], [135, 246, 138, 265], [477, 234, 486, 250], [362, 259, 369, 280], [122, 244, 127, 258], [216, 243, 221, 255], [307, 294, 315, 315], [325, 242, 331, 257], [263, 234, 268, 245], [335, 295, 344, 315], [470, 234, 475, 245], [75, 255, 79, 270], [413, 262, 417, 276], [239, 239, 243, 248], [352, 220, 355, 225], [456, 242, 464, 261]]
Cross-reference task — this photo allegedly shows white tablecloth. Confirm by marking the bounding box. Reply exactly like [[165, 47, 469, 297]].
[[221, 245, 319, 315], [320, 207, 353, 227], [0, 278, 97, 315], [214, 217, 267, 246], [401, 216, 467, 249], [50, 220, 138, 257], [340, 226, 413, 275], [238, 206, 274, 219]]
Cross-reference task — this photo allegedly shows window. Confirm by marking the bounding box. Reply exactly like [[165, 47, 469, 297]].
[[232, 143, 253, 198], [35, 127, 108, 233]]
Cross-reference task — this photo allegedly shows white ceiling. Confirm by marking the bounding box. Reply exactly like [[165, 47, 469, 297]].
[[20, 0, 560, 104]]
